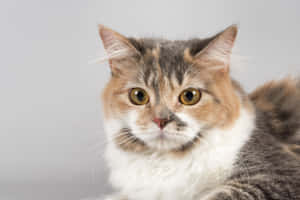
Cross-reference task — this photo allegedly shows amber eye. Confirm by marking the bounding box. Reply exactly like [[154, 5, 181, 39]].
[[129, 88, 149, 105], [179, 88, 202, 105]]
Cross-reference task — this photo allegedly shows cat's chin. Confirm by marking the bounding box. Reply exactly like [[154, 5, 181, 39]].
[[142, 131, 195, 152]]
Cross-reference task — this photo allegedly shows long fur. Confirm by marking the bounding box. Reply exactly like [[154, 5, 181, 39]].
[[250, 77, 300, 145]]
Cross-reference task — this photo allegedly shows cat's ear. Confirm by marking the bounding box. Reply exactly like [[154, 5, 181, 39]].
[[98, 25, 141, 73], [194, 25, 238, 72]]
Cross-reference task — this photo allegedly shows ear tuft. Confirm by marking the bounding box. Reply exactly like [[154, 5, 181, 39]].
[[98, 25, 140, 61], [195, 25, 238, 71]]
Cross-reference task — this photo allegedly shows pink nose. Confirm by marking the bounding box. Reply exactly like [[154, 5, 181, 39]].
[[153, 118, 170, 129]]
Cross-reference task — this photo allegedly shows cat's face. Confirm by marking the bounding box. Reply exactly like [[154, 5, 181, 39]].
[[100, 25, 242, 153]]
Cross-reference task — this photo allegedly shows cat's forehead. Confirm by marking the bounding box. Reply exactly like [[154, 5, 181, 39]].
[[129, 38, 214, 86]]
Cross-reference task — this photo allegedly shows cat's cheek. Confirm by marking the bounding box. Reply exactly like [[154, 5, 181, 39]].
[[175, 112, 206, 136], [127, 110, 155, 136], [102, 118, 124, 138], [135, 107, 153, 129], [128, 110, 142, 129], [102, 110, 134, 138]]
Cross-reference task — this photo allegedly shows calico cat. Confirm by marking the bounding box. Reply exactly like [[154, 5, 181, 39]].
[[98, 24, 300, 200]]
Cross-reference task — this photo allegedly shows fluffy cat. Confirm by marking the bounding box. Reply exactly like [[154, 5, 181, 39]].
[[98, 24, 300, 200]]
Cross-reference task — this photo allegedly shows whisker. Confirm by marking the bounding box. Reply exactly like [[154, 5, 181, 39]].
[[116, 135, 136, 146]]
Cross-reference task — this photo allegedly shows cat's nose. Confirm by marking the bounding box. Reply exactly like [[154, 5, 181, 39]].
[[153, 118, 171, 130]]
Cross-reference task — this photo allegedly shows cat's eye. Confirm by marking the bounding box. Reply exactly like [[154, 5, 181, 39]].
[[179, 88, 202, 105], [129, 88, 150, 105]]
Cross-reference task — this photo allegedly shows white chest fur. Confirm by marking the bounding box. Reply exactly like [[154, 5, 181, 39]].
[[104, 109, 255, 200]]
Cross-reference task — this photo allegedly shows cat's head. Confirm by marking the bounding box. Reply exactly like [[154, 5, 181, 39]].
[[99, 25, 248, 154]]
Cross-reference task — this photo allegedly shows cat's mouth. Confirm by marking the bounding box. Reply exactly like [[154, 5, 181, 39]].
[[148, 130, 203, 152], [114, 128, 203, 153]]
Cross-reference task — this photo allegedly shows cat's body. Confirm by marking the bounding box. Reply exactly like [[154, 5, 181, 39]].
[[98, 25, 300, 200]]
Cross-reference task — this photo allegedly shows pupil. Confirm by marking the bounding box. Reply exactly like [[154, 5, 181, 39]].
[[136, 91, 144, 101], [185, 91, 194, 101]]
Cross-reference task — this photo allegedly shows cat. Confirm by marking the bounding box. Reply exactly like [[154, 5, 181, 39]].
[[98, 24, 300, 200]]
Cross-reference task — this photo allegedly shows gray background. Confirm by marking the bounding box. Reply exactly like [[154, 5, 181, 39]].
[[1, 0, 300, 199]]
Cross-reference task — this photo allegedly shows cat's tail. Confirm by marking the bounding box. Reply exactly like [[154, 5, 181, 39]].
[[250, 77, 300, 148]]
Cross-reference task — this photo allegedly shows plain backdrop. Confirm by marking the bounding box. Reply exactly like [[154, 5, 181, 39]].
[[1, 0, 300, 199]]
